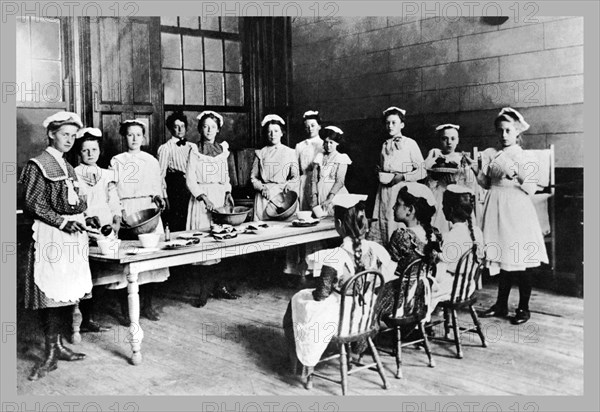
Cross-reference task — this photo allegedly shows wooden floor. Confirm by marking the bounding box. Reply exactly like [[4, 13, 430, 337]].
[[17, 259, 584, 396]]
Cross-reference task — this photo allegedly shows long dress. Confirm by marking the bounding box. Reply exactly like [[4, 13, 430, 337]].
[[295, 136, 324, 211], [478, 145, 549, 276], [431, 222, 484, 308], [74, 165, 120, 227], [20, 147, 93, 309], [185, 141, 232, 231], [287, 237, 396, 367], [312, 151, 352, 216], [109, 151, 170, 287], [157, 137, 197, 231], [371, 136, 425, 247], [423, 149, 480, 233], [250, 143, 299, 221]]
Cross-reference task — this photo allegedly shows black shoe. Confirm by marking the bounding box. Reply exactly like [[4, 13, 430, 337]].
[[80, 320, 112, 333], [28, 334, 59, 381], [479, 304, 509, 318], [141, 305, 161, 321], [212, 286, 241, 300], [55, 334, 86, 361], [511, 309, 531, 325], [193, 295, 209, 308]]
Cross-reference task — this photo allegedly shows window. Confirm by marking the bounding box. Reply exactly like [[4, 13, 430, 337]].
[[16, 17, 65, 105], [160, 17, 244, 108]]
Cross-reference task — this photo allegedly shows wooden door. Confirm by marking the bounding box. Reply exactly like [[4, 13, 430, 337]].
[[88, 17, 163, 166]]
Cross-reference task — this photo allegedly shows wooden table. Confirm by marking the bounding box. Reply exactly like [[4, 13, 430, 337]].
[[85, 218, 338, 365]]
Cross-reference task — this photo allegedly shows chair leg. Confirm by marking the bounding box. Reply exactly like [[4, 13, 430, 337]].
[[367, 336, 388, 390], [303, 365, 314, 390], [418, 322, 436, 368], [346, 343, 352, 371], [395, 326, 403, 379], [339, 342, 349, 395], [451, 309, 463, 359], [469, 305, 487, 348], [443, 307, 450, 339]]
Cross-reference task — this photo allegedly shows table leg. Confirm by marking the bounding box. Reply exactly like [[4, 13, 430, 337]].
[[71, 303, 82, 344], [126, 269, 144, 365]]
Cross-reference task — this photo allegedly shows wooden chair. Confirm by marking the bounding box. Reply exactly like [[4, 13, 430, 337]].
[[377, 259, 435, 379], [429, 248, 487, 359], [304, 270, 388, 396]]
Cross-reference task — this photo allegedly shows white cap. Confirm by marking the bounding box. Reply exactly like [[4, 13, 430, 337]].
[[303, 110, 319, 119], [446, 184, 474, 195], [76, 127, 102, 139], [42, 111, 83, 129], [324, 125, 343, 135], [197, 111, 224, 128], [331, 193, 368, 209], [498, 107, 530, 132], [261, 114, 286, 127], [401, 182, 436, 207], [435, 123, 460, 131], [383, 106, 406, 116]]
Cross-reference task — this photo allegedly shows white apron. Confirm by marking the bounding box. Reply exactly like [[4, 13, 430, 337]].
[[31, 213, 93, 302]]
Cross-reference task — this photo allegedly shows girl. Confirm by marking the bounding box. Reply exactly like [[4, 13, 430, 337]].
[[74, 127, 120, 333], [250, 114, 299, 221], [20, 111, 91, 381], [186, 111, 239, 306], [311, 125, 352, 216], [371, 107, 426, 247], [295, 110, 324, 211], [283, 194, 396, 371], [110, 120, 169, 321], [377, 183, 441, 322], [423, 124, 480, 233], [431, 184, 484, 309], [476, 108, 548, 325], [158, 111, 198, 232]]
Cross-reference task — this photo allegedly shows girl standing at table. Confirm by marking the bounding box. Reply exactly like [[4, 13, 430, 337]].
[[158, 111, 198, 232], [311, 125, 352, 216], [186, 111, 240, 306], [477, 108, 548, 325], [74, 127, 120, 333], [250, 114, 299, 221], [423, 124, 479, 233], [295, 110, 324, 211], [20, 111, 92, 381], [110, 120, 169, 322], [371, 107, 425, 247]]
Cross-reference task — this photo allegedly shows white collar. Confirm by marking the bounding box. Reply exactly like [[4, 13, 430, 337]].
[[46, 146, 65, 163]]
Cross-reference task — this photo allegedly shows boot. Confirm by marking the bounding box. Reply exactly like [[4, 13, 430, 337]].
[[28, 334, 59, 381], [55, 334, 86, 361]]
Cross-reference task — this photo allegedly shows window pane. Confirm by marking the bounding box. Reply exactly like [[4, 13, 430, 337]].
[[221, 17, 239, 33], [161, 17, 178, 27], [31, 19, 61, 60], [163, 69, 183, 104], [16, 18, 31, 95], [161, 33, 182, 69], [184, 71, 204, 105], [204, 38, 223, 71], [224, 40, 242, 72], [201, 17, 220, 31], [179, 17, 199, 29], [182, 35, 203, 70], [32, 60, 62, 102], [205, 72, 224, 105], [225, 73, 243, 106]]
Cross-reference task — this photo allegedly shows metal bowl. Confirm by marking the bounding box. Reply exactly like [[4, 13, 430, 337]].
[[120, 208, 161, 238], [264, 191, 298, 220], [212, 206, 253, 226]]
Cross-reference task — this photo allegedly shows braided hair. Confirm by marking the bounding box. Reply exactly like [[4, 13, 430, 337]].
[[333, 201, 369, 272], [397, 186, 439, 262], [443, 190, 477, 252]]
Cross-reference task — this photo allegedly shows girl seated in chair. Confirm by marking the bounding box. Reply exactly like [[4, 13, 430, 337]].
[[282, 194, 396, 373]]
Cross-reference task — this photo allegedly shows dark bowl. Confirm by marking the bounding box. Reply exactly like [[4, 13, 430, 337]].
[[212, 206, 253, 226], [264, 191, 298, 220]]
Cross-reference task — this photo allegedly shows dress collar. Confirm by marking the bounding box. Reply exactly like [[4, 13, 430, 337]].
[[46, 146, 65, 163]]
